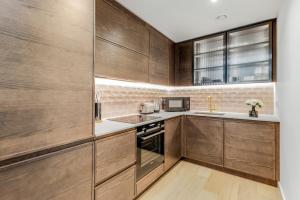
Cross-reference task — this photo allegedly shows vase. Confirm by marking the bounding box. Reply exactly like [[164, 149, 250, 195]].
[[249, 106, 258, 117]]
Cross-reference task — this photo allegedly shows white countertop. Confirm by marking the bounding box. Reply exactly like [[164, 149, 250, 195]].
[[95, 111, 279, 138]]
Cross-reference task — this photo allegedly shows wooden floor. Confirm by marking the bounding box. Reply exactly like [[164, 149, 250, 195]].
[[138, 161, 282, 200]]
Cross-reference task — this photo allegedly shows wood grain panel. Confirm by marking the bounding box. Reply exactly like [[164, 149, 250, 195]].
[[175, 42, 193, 86], [224, 120, 276, 180], [96, 0, 149, 55], [164, 117, 182, 171], [95, 166, 135, 200], [169, 42, 175, 85], [184, 116, 224, 166], [0, 0, 94, 161], [0, 143, 93, 200], [95, 130, 136, 184], [95, 38, 149, 82], [149, 29, 170, 85], [136, 164, 164, 195]]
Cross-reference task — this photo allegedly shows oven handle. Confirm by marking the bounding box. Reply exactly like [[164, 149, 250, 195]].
[[140, 130, 165, 141]]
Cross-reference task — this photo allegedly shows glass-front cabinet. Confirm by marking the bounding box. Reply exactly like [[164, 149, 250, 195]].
[[193, 21, 274, 85], [193, 34, 226, 85]]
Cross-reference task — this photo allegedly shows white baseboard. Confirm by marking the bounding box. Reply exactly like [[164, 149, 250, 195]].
[[278, 182, 287, 200]]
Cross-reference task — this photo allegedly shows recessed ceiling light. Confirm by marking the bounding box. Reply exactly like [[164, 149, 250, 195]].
[[211, 0, 218, 3], [216, 15, 228, 20]]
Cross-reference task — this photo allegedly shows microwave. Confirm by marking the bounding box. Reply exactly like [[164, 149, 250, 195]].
[[163, 97, 190, 112]]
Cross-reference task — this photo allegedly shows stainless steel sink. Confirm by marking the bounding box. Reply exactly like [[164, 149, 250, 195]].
[[192, 111, 226, 116]]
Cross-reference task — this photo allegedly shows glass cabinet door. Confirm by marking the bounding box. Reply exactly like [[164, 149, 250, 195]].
[[227, 23, 272, 83], [193, 34, 225, 85]]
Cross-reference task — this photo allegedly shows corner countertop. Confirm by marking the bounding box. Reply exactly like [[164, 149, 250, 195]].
[[94, 111, 279, 139]]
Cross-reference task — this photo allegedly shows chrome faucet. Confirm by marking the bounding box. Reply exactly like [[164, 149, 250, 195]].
[[208, 96, 216, 112]]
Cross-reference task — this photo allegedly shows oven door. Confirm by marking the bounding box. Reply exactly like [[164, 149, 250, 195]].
[[137, 130, 164, 180]]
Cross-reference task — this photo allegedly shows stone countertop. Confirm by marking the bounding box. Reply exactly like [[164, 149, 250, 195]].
[[94, 111, 280, 139]]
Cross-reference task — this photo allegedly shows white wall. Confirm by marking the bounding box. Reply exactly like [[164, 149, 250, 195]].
[[277, 0, 300, 199]]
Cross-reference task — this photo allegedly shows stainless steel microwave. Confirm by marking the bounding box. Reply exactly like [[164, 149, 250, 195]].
[[163, 97, 190, 112]]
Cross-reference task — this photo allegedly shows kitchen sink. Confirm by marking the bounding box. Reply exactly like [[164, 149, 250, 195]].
[[192, 111, 226, 116]]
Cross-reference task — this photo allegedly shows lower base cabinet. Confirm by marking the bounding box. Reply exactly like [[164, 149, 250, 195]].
[[0, 143, 93, 200], [224, 120, 279, 181], [95, 166, 135, 200], [164, 117, 182, 171], [184, 116, 224, 166]]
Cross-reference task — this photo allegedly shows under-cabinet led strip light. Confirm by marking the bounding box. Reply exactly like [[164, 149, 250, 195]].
[[95, 78, 276, 91]]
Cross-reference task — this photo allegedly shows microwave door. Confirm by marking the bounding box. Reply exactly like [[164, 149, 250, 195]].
[[169, 100, 183, 108]]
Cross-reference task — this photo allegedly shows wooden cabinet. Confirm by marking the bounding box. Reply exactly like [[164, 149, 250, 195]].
[[95, 165, 135, 200], [175, 42, 193, 86], [164, 117, 182, 171], [0, 143, 93, 200], [96, 0, 149, 55], [95, 0, 149, 82], [184, 116, 224, 166], [149, 29, 171, 85], [136, 164, 164, 195], [95, 130, 136, 184], [0, 0, 94, 161], [95, 38, 149, 82], [224, 120, 278, 180], [95, 0, 175, 84]]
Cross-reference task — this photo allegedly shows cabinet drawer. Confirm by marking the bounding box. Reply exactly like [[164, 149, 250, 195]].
[[136, 164, 164, 195], [95, 166, 135, 200], [224, 120, 276, 180], [95, 130, 136, 184], [0, 143, 93, 200]]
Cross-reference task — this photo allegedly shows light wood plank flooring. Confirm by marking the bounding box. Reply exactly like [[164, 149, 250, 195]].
[[138, 161, 282, 200]]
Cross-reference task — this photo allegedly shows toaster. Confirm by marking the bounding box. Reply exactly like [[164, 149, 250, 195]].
[[140, 102, 155, 114]]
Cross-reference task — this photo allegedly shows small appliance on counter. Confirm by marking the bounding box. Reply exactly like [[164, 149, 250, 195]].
[[162, 97, 190, 112], [140, 102, 155, 114]]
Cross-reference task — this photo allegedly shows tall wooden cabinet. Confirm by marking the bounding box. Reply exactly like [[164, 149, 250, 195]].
[[0, 143, 94, 200], [164, 117, 182, 171], [0, 0, 94, 162]]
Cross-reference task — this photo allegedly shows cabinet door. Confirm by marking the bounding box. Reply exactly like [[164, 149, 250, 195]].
[[164, 117, 182, 171], [149, 29, 170, 85], [184, 116, 224, 166], [96, 0, 149, 55], [0, 143, 93, 200], [95, 0, 149, 82], [224, 120, 276, 180], [175, 42, 193, 86], [0, 0, 94, 161], [95, 130, 136, 184], [95, 166, 135, 200]]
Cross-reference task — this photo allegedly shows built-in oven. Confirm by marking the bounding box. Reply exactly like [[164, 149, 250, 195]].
[[136, 121, 164, 180], [163, 97, 190, 112]]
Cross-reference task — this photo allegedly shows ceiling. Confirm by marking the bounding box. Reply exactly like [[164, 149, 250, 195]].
[[116, 0, 280, 42]]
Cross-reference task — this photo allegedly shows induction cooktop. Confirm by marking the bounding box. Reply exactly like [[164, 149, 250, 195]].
[[108, 115, 161, 124]]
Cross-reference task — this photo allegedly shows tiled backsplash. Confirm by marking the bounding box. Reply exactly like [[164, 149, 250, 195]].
[[95, 82, 275, 119]]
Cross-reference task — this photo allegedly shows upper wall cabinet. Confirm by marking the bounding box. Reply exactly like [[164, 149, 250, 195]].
[[0, 0, 94, 161], [175, 42, 193, 86], [96, 0, 149, 55], [193, 34, 226, 85], [149, 29, 171, 85], [176, 20, 276, 86], [95, 0, 174, 85], [227, 22, 273, 84]]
